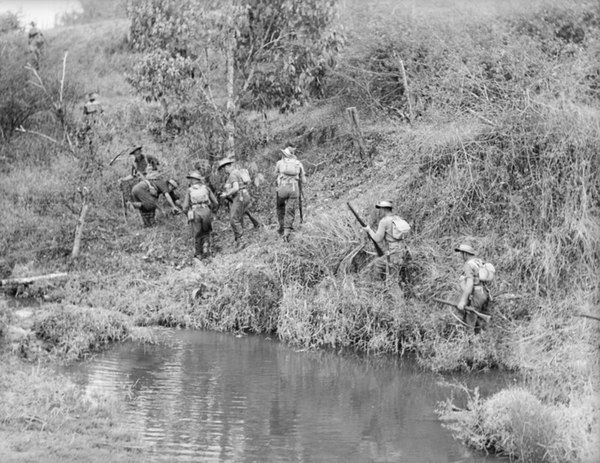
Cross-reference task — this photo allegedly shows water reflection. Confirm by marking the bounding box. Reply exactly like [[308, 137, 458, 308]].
[[66, 330, 505, 462]]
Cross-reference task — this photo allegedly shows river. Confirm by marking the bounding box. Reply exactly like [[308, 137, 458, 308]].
[[64, 329, 507, 462]]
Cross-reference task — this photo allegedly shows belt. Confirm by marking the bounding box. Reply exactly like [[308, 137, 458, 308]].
[[192, 202, 209, 209]]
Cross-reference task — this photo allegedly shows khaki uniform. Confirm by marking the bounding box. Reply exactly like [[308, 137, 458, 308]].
[[131, 178, 170, 227], [460, 257, 491, 330], [225, 169, 252, 243], [368, 215, 409, 282], [28, 26, 44, 69], [182, 183, 218, 258], [275, 157, 306, 239]]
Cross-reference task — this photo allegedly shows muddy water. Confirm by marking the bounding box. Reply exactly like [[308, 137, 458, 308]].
[[65, 330, 506, 462]]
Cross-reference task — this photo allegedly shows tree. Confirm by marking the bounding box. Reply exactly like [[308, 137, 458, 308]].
[[0, 11, 21, 35], [126, 0, 343, 157], [0, 35, 44, 142]]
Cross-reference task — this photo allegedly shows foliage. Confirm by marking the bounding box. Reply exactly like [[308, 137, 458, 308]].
[[0, 354, 145, 461], [438, 386, 599, 463], [128, 49, 196, 104], [0, 36, 44, 142], [126, 0, 343, 146], [33, 305, 132, 362], [236, 0, 344, 111], [0, 11, 21, 35]]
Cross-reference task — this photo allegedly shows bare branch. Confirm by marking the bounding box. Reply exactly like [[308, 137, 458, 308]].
[[16, 125, 58, 144]]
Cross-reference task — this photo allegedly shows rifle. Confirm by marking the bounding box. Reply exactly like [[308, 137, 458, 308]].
[[432, 297, 492, 323], [347, 202, 384, 257], [108, 147, 129, 166], [298, 179, 304, 223]]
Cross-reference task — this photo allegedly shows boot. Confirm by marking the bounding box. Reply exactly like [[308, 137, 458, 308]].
[[202, 241, 210, 258]]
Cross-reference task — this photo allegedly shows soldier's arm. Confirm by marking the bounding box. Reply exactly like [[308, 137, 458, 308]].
[[181, 190, 191, 213], [299, 163, 307, 184], [366, 220, 387, 243], [164, 192, 181, 212], [208, 188, 219, 208], [221, 180, 239, 198], [458, 277, 474, 310]]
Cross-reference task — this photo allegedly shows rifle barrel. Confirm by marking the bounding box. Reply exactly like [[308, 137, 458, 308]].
[[432, 297, 491, 323], [347, 202, 384, 257]]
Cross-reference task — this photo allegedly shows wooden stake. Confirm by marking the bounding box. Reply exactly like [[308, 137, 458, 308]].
[[345, 107, 366, 158], [398, 59, 413, 122], [71, 187, 90, 259]]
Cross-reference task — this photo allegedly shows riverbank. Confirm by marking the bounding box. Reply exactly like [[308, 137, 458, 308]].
[[1, 0, 599, 461], [0, 354, 147, 463]]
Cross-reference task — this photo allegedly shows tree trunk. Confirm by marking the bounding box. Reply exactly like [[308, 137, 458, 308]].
[[224, 29, 236, 158]]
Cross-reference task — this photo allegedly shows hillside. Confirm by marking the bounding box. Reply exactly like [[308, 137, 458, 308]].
[[1, 1, 599, 462]]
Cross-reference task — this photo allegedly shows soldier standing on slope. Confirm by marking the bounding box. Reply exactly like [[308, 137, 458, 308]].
[[455, 244, 491, 332], [182, 171, 218, 260], [362, 201, 411, 283], [27, 22, 45, 69], [275, 146, 306, 241], [217, 158, 253, 250]]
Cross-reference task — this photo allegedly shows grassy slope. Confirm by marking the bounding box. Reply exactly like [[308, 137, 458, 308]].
[[1, 0, 599, 461]]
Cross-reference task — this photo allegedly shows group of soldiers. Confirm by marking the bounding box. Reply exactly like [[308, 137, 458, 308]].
[[117, 145, 491, 332], [117, 144, 307, 259]]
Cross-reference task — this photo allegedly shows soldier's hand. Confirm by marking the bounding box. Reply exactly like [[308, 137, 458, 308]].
[[457, 301, 466, 310]]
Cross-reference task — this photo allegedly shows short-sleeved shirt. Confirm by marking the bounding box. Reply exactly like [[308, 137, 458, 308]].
[[371, 215, 406, 251], [226, 170, 246, 194], [462, 257, 483, 286], [132, 154, 159, 176]]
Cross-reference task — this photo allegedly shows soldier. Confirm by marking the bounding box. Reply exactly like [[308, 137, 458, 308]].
[[130, 172, 181, 227], [362, 201, 411, 283], [455, 244, 491, 331], [217, 158, 253, 249], [118, 145, 160, 184], [275, 146, 306, 241], [27, 22, 45, 69], [182, 171, 219, 259], [83, 93, 103, 121]]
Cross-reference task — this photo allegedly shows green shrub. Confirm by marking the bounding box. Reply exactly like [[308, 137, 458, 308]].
[[33, 305, 132, 362], [439, 386, 599, 463]]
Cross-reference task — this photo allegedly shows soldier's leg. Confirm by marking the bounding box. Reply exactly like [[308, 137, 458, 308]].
[[230, 196, 245, 243], [471, 287, 490, 332], [140, 208, 155, 227], [276, 189, 287, 234], [197, 208, 213, 257], [191, 218, 203, 257], [284, 190, 298, 231], [372, 256, 387, 281]]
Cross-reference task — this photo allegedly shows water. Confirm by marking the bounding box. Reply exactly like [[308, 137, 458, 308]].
[[65, 330, 507, 462]]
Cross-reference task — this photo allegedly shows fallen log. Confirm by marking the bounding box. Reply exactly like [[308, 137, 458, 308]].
[[0, 272, 68, 287]]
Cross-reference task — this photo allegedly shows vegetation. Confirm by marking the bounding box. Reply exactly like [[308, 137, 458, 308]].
[[0, 354, 145, 463], [0, 0, 598, 461]]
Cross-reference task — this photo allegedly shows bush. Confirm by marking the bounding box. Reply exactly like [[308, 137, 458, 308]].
[[33, 305, 132, 362], [0, 12, 21, 35], [439, 386, 599, 463]]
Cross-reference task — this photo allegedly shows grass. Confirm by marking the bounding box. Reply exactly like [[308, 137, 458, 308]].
[[0, 354, 147, 463], [1, 0, 599, 461]]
